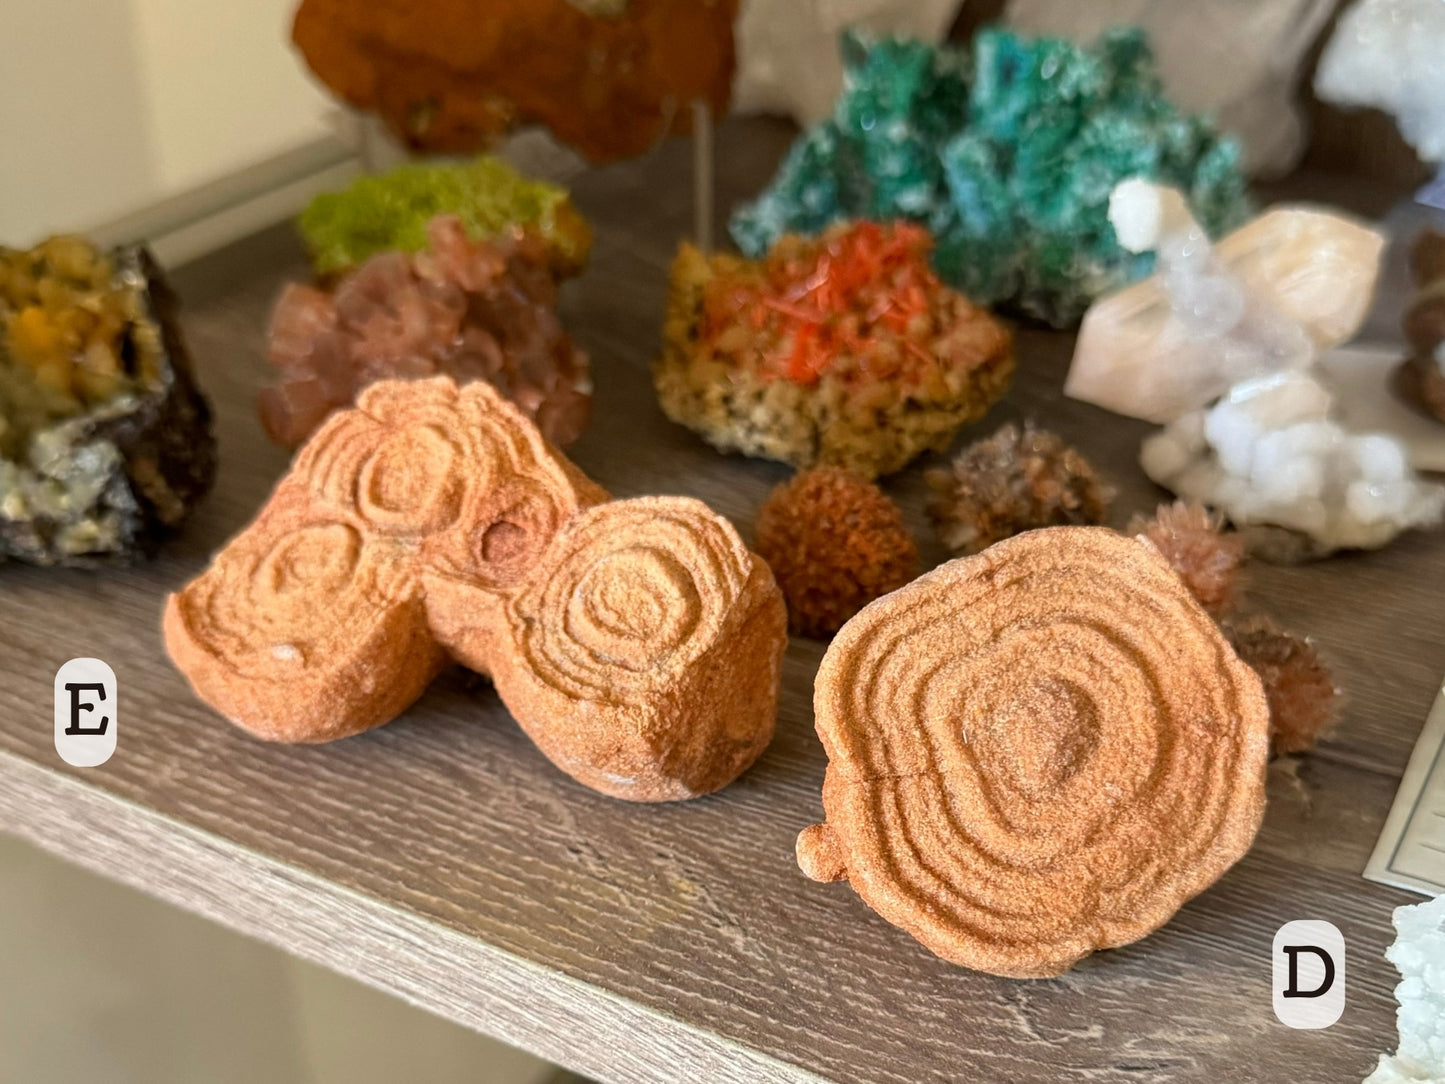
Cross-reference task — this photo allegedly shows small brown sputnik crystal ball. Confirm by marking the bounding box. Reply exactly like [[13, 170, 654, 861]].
[[754, 467, 919, 639], [1128, 500, 1245, 615], [926, 422, 1112, 555]]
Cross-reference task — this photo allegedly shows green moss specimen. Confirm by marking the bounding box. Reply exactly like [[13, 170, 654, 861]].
[[298, 156, 593, 278], [731, 27, 1253, 327]]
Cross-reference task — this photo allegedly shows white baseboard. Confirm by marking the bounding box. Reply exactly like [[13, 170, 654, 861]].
[[85, 117, 592, 270], [88, 135, 361, 269]]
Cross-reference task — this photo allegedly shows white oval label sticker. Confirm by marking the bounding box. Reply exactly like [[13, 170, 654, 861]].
[[54, 658, 117, 767], [1272, 919, 1345, 1029]]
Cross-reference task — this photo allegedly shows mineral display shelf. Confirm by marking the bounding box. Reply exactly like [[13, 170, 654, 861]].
[[0, 119, 1438, 1084]]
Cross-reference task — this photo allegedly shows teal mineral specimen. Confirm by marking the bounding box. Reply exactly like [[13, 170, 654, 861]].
[[731, 27, 1253, 327]]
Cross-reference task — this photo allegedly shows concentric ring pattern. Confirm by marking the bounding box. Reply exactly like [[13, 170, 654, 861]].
[[801, 527, 1269, 977], [507, 497, 749, 702], [165, 377, 786, 798], [163, 493, 441, 742], [497, 496, 787, 800]]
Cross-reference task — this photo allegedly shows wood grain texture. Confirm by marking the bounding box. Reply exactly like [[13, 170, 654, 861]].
[[0, 117, 1439, 1083]]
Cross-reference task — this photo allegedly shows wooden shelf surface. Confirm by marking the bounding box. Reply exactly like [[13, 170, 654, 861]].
[[2, 118, 1439, 1084]]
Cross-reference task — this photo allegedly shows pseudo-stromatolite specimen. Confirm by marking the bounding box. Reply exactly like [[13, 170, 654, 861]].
[[494, 498, 786, 800], [165, 376, 786, 800], [796, 527, 1270, 978]]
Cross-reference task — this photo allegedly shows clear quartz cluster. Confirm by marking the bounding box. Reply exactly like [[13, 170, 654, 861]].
[[1067, 178, 1384, 423], [1366, 893, 1445, 1084], [1075, 178, 1438, 555], [1142, 372, 1445, 554], [1116, 178, 1314, 412], [1316, 0, 1445, 167]]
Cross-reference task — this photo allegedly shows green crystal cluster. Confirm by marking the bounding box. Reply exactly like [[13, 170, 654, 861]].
[[299, 156, 593, 278], [731, 28, 1253, 327]]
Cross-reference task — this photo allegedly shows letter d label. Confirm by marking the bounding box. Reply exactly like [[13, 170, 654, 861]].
[[1273, 920, 1345, 1029], [54, 658, 117, 768]]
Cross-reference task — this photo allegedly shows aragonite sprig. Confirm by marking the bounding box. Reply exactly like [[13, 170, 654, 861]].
[[262, 215, 591, 451], [165, 376, 787, 802], [1130, 499, 1341, 757], [1128, 500, 1244, 616], [1224, 617, 1339, 758], [926, 422, 1112, 556], [798, 527, 1270, 977]]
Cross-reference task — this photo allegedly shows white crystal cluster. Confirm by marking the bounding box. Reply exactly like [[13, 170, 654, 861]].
[[1365, 893, 1445, 1084], [1316, 0, 1445, 166], [1070, 178, 1441, 554], [1110, 179, 1316, 412], [1143, 373, 1445, 552]]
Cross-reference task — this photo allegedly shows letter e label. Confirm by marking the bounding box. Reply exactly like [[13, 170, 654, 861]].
[[54, 658, 117, 767]]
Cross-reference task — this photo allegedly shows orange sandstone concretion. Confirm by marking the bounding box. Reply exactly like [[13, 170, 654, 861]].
[[797, 526, 1270, 978], [164, 377, 786, 801], [492, 497, 786, 800]]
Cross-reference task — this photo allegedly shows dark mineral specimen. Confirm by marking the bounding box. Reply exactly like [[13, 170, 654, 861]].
[[0, 236, 216, 566], [731, 28, 1253, 327], [1400, 229, 1445, 424]]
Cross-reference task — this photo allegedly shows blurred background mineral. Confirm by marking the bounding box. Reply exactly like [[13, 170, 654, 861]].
[[261, 215, 591, 449], [297, 157, 592, 282], [1399, 229, 1445, 424], [290, 0, 739, 163], [0, 236, 215, 565], [925, 422, 1112, 556]]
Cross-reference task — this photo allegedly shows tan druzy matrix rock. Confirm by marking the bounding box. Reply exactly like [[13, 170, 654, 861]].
[[797, 527, 1270, 978], [165, 377, 787, 802]]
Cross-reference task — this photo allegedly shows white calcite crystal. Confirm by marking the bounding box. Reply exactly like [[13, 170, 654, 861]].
[[732, 0, 961, 125], [1317, 0, 1445, 167], [1008, 0, 1337, 177], [1066, 180, 1386, 424], [1365, 893, 1445, 1084], [1142, 372, 1445, 555]]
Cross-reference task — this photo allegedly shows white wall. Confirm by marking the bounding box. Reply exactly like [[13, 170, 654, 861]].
[[0, 0, 339, 244]]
